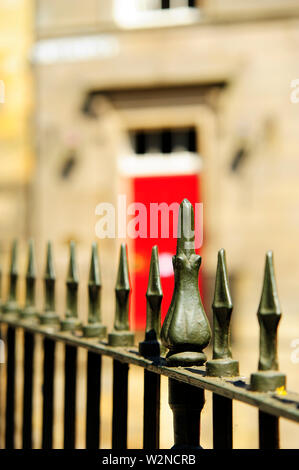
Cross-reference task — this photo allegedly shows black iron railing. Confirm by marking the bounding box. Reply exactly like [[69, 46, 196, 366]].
[[0, 199, 299, 449]]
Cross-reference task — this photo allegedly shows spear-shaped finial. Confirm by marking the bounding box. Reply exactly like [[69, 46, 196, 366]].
[[139, 245, 163, 358], [82, 243, 107, 338], [39, 242, 59, 325], [108, 243, 135, 346], [250, 251, 286, 392], [161, 199, 211, 366], [3, 240, 19, 314], [61, 241, 81, 331], [206, 249, 239, 377], [20, 239, 38, 319]]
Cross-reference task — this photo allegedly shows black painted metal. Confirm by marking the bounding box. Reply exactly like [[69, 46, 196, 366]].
[[143, 370, 160, 449], [213, 393, 233, 449], [169, 379, 204, 449], [112, 360, 129, 449], [0, 223, 296, 450], [22, 331, 35, 449], [63, 344, 77, 449], [86, 351, 102, 449], [259, 410, 279, 449], [5, 326, 16, 449], [42, 337, 55, 449]]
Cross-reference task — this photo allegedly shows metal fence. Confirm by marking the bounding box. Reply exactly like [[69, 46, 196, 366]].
[[0, 199, 299, 450]]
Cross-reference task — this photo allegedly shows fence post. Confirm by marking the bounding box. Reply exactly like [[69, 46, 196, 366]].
[[21, 240, 37, 449], [250, 251, 286, 449], [41, 242, 58, 449], [161, 199, 211, 448], [110, 244, 134, 449], [4, 241, 19, 447], [84, 243, 106, 449], [206, 249, 239, 449], [139, 245, 163, 449]]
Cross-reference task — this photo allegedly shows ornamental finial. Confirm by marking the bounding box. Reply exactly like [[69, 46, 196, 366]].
[[3, 240, 19, 314], [161, 199, 211, 366], [250, 251, 286, 391], [61, 241, 81, 331], [82, 243, 107, 338], [108, 244, 135, 346], [20, 239, 38, 319], [206, 249, 239, 377], [139, 245, 163, 358], [40, 242, 59, 325]]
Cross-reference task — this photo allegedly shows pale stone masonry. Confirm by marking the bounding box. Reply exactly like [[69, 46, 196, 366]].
[[3, 1, 299, 337]]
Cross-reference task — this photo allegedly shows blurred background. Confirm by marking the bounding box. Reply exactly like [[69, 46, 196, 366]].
[[1, 0, 299, 449]]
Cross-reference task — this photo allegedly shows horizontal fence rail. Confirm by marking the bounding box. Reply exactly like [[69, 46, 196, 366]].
[[0, 199, 299, 450]]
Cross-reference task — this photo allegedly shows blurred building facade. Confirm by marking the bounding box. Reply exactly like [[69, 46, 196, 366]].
[[3, 0, 299, 338], [0, 1, 33, 250]]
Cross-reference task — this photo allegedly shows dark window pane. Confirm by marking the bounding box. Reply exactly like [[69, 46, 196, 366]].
[[161, 0, 170, 9], [130, 127, 197, 155], [188, 128, 196, 152], [172, 129, 188, 152], [161, 130, 172, 153], [145, 131, 162, 153], [135, 131, 146, 154]]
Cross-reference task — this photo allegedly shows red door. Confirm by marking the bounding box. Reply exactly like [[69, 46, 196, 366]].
[[131, 173, 202, 330]]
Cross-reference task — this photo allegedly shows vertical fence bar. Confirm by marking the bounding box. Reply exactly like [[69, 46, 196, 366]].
[[212, 394, 233, 449], [86, 351, 102, 449], [22, 331, 35, 449], [0, 323, 2, 449], [112, 360, 129, 449], [83, 244, 106, 448], [109, 244, 132, 449], [169, 379, 204, 448], [42, 337, 55, 449], [161, 200, 210, 448], [41, 242, 58, 449], [143, 370, 160, 449], [206, 249, 238, 449], [63, 344, 77, 449], [139, 246, 162, 450], [5, 326, 16, 449], [250, 252, 285, 450], [259, 411, 279, 449], [21, 240, 37, 449]]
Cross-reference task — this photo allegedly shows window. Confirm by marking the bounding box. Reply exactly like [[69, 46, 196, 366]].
[[130, 128, 196, 155], [119, 127, 201, 177], [124, 1, 196, 11], [114, 0, 200, 29]]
